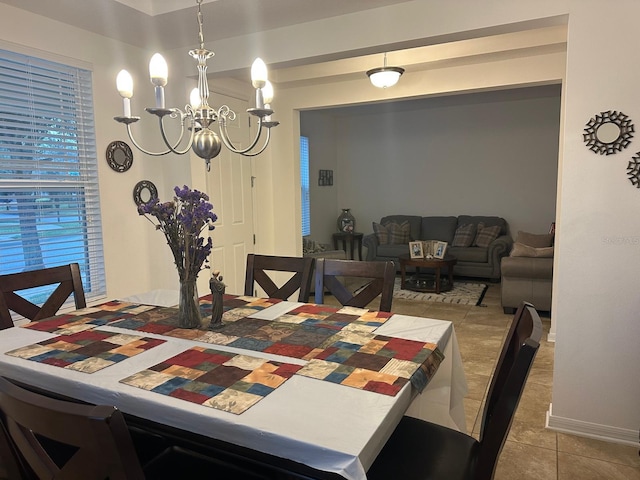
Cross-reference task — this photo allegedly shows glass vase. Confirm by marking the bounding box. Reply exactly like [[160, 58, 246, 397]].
[[337, 208, 356, 233], [178, 278, 202, 329]]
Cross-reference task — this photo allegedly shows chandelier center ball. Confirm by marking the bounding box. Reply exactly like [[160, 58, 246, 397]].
[[193, 128, 222, 161]]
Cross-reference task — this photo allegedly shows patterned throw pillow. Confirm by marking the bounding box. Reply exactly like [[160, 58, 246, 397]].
[[473, 223, 502, 247], [451, 223, 476, 247], [515, 231, 553, 248], [510, 242, 554, 258], [373, 222, 390, 244], [373, 221, 411, 245]]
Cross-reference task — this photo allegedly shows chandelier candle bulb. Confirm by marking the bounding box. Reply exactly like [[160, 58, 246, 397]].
[[116, 70, 133, 117], [251, 58, 268, 89], [149, 53, 168, 108], [189, 87, 201, 109]]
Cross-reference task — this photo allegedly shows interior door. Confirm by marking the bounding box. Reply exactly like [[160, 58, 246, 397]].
[[206, 91, 254, 296]]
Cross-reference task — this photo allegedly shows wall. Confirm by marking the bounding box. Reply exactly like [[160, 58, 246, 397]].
[[302, 86, 561, 246], [548, 0, 640, 444]]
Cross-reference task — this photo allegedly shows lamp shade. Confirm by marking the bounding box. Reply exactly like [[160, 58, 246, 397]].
[[366, 66, 405, 88]]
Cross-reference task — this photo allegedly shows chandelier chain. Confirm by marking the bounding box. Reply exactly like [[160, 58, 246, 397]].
[[196, 0, 204, 50]]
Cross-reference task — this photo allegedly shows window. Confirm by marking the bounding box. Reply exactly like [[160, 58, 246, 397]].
[[300, 136, 310, 236], [0, 48, 106, 305]]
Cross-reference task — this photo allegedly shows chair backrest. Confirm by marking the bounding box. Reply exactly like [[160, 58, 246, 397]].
[[475, 302, 542, 479], [0, 377, 145, 480], [314, 258, 396, 312], [0, 263, 86, 330], [244, 254, 315, 302]]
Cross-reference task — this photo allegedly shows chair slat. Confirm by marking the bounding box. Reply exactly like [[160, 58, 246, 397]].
[[0, 263, 86, 329], [314, 259, 396, 312], [244, 255, 314, 302]]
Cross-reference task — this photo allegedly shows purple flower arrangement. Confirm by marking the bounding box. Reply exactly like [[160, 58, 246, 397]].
[[138, 185, 218, 282]]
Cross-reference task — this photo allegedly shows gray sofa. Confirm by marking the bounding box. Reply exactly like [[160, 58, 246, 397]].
[[363, 215, 513, 280]]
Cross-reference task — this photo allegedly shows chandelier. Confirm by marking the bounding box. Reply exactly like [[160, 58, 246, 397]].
[[366, 53, 404, 88], [113, 0, 278, 171]]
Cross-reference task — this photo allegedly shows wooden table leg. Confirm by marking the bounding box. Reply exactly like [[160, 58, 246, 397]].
[[401, 263, 406, 289], [434, 266, 441, 294]]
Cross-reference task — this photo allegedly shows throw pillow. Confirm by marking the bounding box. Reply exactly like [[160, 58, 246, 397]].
[[473, 223, 502, 248], [373, 222, 389, 244], [515, 231, 553, 248], [510, 242, 554, 258], [451, 223, 476, 247], [385, 221, 411, 244], [373, 221, 411, 244]]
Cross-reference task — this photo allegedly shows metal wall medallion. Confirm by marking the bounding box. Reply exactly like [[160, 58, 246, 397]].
[[583, 110, 634, 155], [106, 140, 133, 172], [133, 180, 158, 206], [627, 153, 640, 188]]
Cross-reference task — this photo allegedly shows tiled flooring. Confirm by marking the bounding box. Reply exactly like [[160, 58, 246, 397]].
[[384, 282, 640, 480]]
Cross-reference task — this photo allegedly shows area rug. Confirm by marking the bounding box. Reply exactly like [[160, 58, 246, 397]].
[[393, 278, 488, 306]]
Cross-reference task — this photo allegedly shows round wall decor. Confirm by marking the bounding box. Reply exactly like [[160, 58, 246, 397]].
[[106, 140, 133, 172], [627, 153, 640, 188], [133, 180, 158, 206], [583, 110, 634, 155]]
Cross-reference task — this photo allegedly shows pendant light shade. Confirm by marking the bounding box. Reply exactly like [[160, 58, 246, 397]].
[[366, 53, 404, 88]]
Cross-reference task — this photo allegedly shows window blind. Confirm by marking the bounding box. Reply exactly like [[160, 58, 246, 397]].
[[0, 48, 106, 306], [300, 136, 310, 236]]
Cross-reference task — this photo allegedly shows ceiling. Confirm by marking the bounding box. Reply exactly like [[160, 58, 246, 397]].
[[0, 0, 414, 51], [1, 0, 567, 114]]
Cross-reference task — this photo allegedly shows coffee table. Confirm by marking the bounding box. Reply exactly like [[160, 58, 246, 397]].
[[399, 254, 457, 294]]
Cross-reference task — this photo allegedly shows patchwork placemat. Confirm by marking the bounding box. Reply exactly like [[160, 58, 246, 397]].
[[120, 346, 303, 414], [296, 332, 444, 396], [277, 305, 393, 332], [6, 330, 165, 373], [21, 301, 159, 334]]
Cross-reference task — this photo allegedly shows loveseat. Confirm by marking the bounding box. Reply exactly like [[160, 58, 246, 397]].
[[363, 215, 513, 280], [500, 231, 554, 313]]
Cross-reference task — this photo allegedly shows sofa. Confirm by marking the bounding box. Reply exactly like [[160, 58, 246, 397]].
[[363, 215, 513, 280], [500, 231, 554, 313]]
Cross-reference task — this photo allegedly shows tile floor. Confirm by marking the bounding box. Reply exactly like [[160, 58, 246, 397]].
[[384, 282, 640, 480]]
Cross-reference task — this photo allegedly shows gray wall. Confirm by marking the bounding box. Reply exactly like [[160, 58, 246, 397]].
[[301, 85, 561, 247]]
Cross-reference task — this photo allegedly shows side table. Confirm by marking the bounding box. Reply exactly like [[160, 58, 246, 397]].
[[332, 232, 363, 260]]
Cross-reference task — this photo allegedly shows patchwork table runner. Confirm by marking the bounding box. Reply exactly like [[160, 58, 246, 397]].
[[120, 346, 303, 414], [5, 330, 165, 373]]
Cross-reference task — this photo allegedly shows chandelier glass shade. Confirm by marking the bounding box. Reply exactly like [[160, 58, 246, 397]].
[[114, 0, 278, 171], [366, 53, 404, 88]]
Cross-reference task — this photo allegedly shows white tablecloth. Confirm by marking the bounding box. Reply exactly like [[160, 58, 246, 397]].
[[0, 293, 467, 480]]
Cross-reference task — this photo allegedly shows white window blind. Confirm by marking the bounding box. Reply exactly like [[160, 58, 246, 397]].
[[0, 48, 106, 306], [300, 136, 310, 236]]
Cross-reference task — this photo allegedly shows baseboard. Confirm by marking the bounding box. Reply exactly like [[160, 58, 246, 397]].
[[546, 403, 639, 446]]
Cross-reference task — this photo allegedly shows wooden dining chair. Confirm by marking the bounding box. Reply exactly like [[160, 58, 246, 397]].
[[314, 258, 396, 312], [0, 263, 86, 330], [0, 377, 273, 480], [367, 302, 542, 480], [244, 254, 315, 302]]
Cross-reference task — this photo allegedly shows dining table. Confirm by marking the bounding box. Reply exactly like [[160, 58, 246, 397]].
[[0, 290, 467, 480]]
